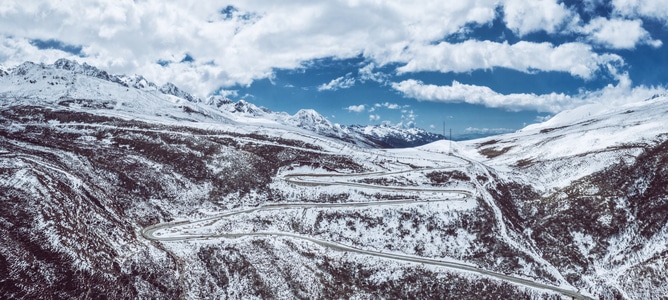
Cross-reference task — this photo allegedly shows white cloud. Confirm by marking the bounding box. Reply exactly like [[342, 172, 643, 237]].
[[502, 0, 579, 36], [401, 109, 417, 126], [579, 17, 662, 49], [396, 40, 622, 79], [612, 0, 668, 23], [318, 73, 356, 91], [358, 62, 389, 84], [465, 127, 515, 134], [0, 0, 498, 96], [392, 79, 563, 111], [374, 102, 402, 110], [369, 114, 381, 121], [216, 89, 239, 98], [583, 0, 606, 14], [391, 75, 666, 113], [0, 0, 654, 99], [534, 115, 553, 123], [346, 104, 366, 112]]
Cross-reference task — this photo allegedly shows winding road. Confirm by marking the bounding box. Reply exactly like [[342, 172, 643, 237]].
[[142, 168, 593, 300]]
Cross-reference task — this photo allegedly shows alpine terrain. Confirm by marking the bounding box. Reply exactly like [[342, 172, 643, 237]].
[[1, 60, 666, 299]]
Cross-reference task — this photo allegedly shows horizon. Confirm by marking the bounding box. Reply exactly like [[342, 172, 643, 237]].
[[1, 1, 667, 138]]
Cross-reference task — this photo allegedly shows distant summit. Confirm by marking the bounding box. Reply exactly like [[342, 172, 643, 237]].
[[0, 58, 443, 148]]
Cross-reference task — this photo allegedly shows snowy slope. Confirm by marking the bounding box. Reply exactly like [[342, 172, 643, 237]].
[[424, 94, 668, 298], [0, 59, 575, 299], [2, 59, 667, 299], [452, 95, 668, 190], [0, 60, 232, 125]]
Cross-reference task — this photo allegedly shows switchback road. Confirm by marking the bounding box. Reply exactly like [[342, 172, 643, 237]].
[[142, 168, 592, 300]]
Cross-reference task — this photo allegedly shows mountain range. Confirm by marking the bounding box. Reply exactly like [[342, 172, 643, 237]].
[[1, 59, 442, 148], [1, 59, 666, 299]]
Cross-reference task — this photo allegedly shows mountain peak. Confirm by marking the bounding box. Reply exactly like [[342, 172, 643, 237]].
[[159, 82, 199, 103], [53, 58, 123, 85], [229, 99, 269, 116], [293, 109, 329, 123], [116, 74, 157, 90], [49, 59, 201, 101], [289, 109, 335, 129], [204, 95, 233, 108]]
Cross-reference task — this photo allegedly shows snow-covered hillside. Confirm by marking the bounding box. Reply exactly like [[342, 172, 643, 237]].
[[1, 59, 666, 299], [456, 95, 668, 191], [441, 94, 668, 298]]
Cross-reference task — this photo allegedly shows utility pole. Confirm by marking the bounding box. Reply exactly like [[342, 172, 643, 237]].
[[442, 122, 446, 140], [449, 128, 452, 155]]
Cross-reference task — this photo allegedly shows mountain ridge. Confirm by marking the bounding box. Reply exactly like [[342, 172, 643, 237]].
[[0, 58, 442, 148]]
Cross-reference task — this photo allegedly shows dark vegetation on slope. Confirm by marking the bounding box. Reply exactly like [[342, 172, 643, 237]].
[[479, 146, 513, 159], [426, 170, 471, 185], [317, 258, 540, 300], [0, 104, 365, 298], [9, 101, 664, 298], [193, 238, 554, 300], [291, 198, 554, 281], [514, 140, 668, 295]]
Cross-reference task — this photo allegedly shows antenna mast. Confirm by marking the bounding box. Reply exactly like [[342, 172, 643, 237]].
[[449, 129, 452, 155]]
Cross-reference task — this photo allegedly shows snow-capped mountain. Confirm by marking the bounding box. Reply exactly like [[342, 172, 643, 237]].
[[0, 59, 439, 148], [53, 58, 127, 86], [346, 124, 444, 148], [283, 109, 443, 147], [2, 59, 667, 299], [286, 109, 333, 131], [159, 82, 198, 103]]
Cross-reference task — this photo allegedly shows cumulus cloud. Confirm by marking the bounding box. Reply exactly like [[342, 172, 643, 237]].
[[346, 104, 366, 112], [0, 0, 570, 96], [375, 102, 402, 109], [391, 75, 666, 113], [396, 40, 622, 79], [318, 73, 355, 91], [534, 115, 553, 123], [579, 17, 662, 49], [358, 63, 389, 84], [0, 0, 660, 103], [216, 89, 239, 98], [369, 114, 381, 121], [400, 109, 417, 126], [612, 0, 668, 23], [0, 1, 502, 96], [392, 79, 573, 112], [503, 0, 579, 35]]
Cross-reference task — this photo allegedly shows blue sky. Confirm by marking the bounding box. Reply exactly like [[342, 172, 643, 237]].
[[1, 1, 667, 138]]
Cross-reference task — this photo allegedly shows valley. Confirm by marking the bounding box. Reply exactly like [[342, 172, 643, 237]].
[[143, 163, 592, 300], [1, 60, 666, 299]]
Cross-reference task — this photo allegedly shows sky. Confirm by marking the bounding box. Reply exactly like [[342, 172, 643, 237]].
[[1, 1, 667, 138]]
